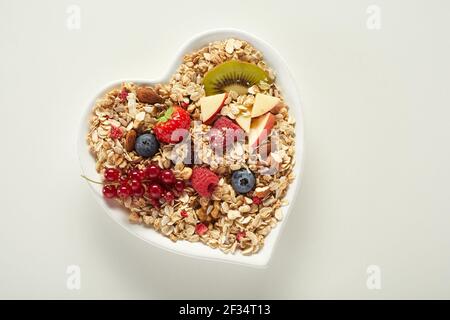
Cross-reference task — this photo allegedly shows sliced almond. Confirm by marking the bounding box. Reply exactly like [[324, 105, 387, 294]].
[[254, 186, 270, 198]]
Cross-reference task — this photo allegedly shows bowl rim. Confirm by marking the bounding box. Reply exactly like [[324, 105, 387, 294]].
[[77, 28, 304, 268]]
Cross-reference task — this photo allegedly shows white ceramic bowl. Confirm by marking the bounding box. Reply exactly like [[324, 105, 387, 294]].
[[77, 28, 304, 267]]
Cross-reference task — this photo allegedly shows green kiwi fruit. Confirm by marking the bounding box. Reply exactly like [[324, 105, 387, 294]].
[[203, 60, 269, 96]]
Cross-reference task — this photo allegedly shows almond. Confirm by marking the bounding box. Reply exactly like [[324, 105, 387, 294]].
[[124, 129, 137, 152], [254, 186, 270, 198], [136, 87, 164, 104]]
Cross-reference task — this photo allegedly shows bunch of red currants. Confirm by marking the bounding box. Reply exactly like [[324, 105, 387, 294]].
[[102, 164, 186, 207]]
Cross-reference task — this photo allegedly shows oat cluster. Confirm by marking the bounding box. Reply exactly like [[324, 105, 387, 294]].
[[86, 38, 296, 255]]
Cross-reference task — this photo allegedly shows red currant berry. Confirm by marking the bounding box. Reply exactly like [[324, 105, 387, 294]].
[[102, 185, 117, 198], [130, 179, 142, 191], [119, 175, 129, 184], [132, 185, 145, 196], [104, 168, 120, 182], [129, 169, 142, 181], [160, 169, 175, 185], [145, 164, 160, 179], [164, 190, 175, 203], [117, 184, 132, 198], [148, 184, 163, 199], [174, 179, 185, 192]]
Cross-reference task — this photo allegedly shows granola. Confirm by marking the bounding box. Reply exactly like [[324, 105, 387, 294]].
[[86, 38, 296, 255]]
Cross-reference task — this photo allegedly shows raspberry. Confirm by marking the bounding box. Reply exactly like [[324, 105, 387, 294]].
[[190, 167, 219, 197], [195, 223, 208, 236], [109, 126, 123, 140], [209, 116, 243, 149], [213, 116, 241, 131]]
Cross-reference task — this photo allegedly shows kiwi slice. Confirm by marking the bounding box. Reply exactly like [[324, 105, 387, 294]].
[[203, 60, 269, 96]]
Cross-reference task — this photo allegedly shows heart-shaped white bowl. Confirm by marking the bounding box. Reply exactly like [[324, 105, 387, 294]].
[[77, 28, 304, 267]]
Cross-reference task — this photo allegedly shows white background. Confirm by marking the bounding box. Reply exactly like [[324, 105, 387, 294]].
[[1, 0, 449, 299]]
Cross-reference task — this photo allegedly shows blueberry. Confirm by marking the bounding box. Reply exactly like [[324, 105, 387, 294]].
[[135, 133, 159, 158], [231, 169, 255, 194]]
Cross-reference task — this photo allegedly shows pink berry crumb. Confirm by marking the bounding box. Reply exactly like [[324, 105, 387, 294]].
[[195, 223, 208, 235], [109, 126, 123, 140], [237, 231, 246, 241], [119, 88, 128, 102], [252, 196, 262, 205]]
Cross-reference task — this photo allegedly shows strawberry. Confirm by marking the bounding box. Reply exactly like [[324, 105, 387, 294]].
[[209, 116, 243, 149], [153, 106, 191, 144], [190, 167, 219, 197]]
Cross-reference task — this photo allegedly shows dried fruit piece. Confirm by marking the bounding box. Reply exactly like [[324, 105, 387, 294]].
[[191, 167, 219, 197], [136, 86, 163, 104], [236, 231, 246, 241], [118, 88, 128, 102], [124, 129, 137, 152], [252, 196, 262, 205], [109, 126, 123, 140], [195, 223, 208, 236], [180, 210, 188, 218]]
